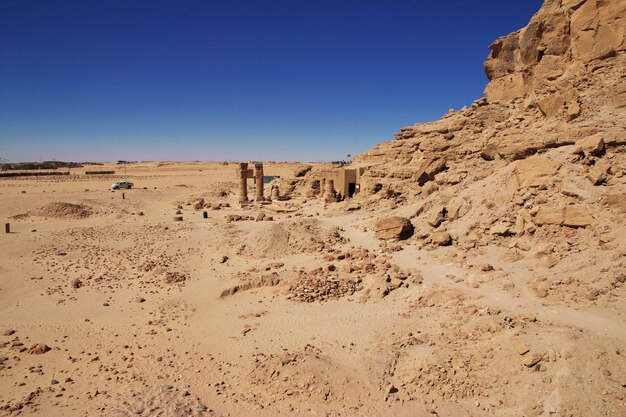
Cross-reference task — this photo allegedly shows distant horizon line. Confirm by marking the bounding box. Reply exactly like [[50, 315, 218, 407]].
[[1, 159, 354, 165]]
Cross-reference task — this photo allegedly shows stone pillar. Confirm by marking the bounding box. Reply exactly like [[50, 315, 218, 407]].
[[319, 178, 326, 199], [254, 163, 264, 202], [324, 179, 337, 203], [271, 185, 280, 201], [238, 163, 249, 203]]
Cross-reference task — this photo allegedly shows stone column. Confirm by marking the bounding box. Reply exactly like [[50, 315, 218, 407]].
[[254, 163, 264, 202], [324, 179, 337, 203], [319, 178, 326, 199], [238, 163, 249, 203], [271, 185, 280, 201]]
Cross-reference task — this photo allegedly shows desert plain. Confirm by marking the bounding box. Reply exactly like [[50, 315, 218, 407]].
[[0, 151, 624, 417]]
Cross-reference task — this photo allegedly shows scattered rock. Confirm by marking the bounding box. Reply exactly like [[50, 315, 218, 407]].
[[522, 353, 543, 367], [512, 339, 530, 355], [28, 344, 51, 355], [164, 272, 188, 284]]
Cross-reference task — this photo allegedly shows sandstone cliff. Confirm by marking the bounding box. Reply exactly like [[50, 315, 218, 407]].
[[356, 0, 625, 168], [343, 0, 626, 267]]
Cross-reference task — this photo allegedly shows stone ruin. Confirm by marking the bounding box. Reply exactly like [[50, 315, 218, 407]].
[[237, 163, 368, 205], [271, 185, 280, 201], [323, 179, 337, 203], [237, 163, 279, 204], [318, 167, 368, 202]]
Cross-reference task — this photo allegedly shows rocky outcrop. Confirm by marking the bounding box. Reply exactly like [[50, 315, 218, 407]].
[[484, 0, 626, 103], [356, 0, 625, 171], [346, 0, 625, 261]]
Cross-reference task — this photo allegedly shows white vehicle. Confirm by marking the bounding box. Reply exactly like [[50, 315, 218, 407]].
[[111, 181, 134, 190]]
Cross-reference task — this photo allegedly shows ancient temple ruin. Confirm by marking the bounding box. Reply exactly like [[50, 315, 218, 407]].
[[237, 162, 270, 204], [319, 167, 367, 200]]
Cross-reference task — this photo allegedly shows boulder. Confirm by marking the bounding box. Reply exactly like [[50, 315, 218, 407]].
[[430, 231, 452, 246], [538, 89, 580, 120], [421, 182, 439, 197], [560, 180, 590, 199], [414, 158, 447, 186], [518, 208, 534, 224], [522, 353, 543, 368], [374, 217, 414, 240], [563, 206, 593, 228], [294, 165, 312, 177], [587, 161, 611, 185], [535, 205, 593, 228], [484, 73, 527, 102], [446, 197, 469, 220], [513, 215, 525, 236], [606, 193, 626, 213], [587, 170, 607, 186], [193, 198, 205, 210], [490, 224, 512, 236], [511, 339, 530, 356], [29, 344, 51, 355], [535, 206, 566, 226], [576, 135, 605, 156], [515, 156, 561, 188], [427, 205, 447, 228]]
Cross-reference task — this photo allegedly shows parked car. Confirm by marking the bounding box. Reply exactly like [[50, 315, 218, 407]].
[[111, 181, 134, 190]]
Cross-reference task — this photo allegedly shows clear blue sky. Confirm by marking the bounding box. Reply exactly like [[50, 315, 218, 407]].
[[0, 0, 543, 162]]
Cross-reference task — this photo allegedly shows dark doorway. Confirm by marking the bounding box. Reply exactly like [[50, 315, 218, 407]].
[[348, 183, 356, 197]]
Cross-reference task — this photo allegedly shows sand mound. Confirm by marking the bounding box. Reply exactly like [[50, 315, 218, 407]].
[[245, 219, 346, 258], [244, 345, 364, 408], [184, 182, 237, 203], [13, 202, 94, 219], [35, 202, 94, 218], [246, 223, 290, 256]]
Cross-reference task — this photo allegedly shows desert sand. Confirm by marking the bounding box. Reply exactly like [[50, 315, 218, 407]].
[[2, 0, 626, 416], [0, 154, 623, 417]]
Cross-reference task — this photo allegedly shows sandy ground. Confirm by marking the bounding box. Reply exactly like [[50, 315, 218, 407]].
[[0, 162, 624, 417]]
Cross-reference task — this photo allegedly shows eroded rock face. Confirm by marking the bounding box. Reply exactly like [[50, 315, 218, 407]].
[[355, 0, 626, 171], [484, 0, 626, 102], [348, 0, 625, 261]]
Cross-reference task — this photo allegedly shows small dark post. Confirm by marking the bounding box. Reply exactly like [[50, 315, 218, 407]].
[[5, 223, 10, 233], [203, 211, 208, 219], [122, 192, 125, 200]]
